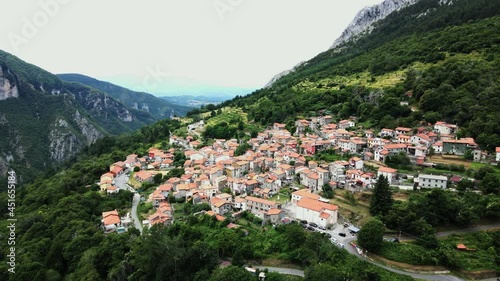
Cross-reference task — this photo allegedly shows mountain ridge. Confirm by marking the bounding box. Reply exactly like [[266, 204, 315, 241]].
[[222, 0, 500, 151], [0, 50, 157, 180], [265, 0, 420, 88], [329, 0, 421, 50], [57, 73, 193, 119]]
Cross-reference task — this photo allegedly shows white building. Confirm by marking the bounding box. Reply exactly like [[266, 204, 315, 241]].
[[294, 198, 338, 228], [496, 147, 500, 162], [434, 122, 457, 135], [432, 141, 443, 154], [377, 167, 398, 183], [418, 174, 448, 189]]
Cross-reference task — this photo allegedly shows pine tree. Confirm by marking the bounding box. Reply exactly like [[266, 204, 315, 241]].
[[370, 175, 393, 217]]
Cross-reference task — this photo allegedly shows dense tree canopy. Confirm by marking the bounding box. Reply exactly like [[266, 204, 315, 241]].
[[358, 219, 385, 252]]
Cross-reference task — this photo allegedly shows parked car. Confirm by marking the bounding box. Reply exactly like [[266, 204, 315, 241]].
[[300, 220, 308, 224], [318, 225, 326, 230], [324, 233, 332, 238], [307, 226, 315, 231], [309, 222, 318, 228], [338, 233, 346, 237]]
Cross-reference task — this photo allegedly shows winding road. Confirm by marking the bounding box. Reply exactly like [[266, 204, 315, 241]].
[[253, 266, 305, 277], [255, 222, 500, 281], [115, 173, 143, 233], [341, 237, 464, 281]]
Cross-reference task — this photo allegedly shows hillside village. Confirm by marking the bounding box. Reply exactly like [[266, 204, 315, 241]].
[[98, 115, 500, 233]]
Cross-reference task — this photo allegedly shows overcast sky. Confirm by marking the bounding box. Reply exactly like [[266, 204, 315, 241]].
[[0, 0, 383, 96]]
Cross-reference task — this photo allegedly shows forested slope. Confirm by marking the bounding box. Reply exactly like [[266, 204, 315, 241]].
[[222, 0, 500, 150]]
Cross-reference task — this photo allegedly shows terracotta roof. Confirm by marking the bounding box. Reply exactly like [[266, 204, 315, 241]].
[[101, 172, 115, 179], [307, 172, 319, 180], [158, 184, 173, 192], [210, 197, 227, 208], [246, 196, 277, 207], [378, 167, 397, 173], [102, 210, 120, 226], [319, 212, 331, 219], [443, 138, 477, 146], [297, 197, 338, 212], [385, 144, 407, 150], [267, 208, 282, 215], [135, 171, 153, 181], [292, 189, 321, 200]]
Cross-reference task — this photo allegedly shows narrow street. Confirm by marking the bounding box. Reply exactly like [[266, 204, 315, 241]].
[[115, 173, 143, 233], [131, 193, 143, 233], [339, 237, 464, 281], [253, 266, 304, 277]]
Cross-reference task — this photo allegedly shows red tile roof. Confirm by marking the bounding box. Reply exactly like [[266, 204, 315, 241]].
[[297, 197, 338, 212], [102, 210, 120, 226], [378, 167, 397, 173]]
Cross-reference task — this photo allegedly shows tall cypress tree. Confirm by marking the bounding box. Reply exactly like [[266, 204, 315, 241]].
[[370, 175, 393, 217]]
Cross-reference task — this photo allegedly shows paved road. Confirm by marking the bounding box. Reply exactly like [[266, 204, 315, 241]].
[[253, 266, 304, 277], [436, 222, 500, 237], [115, 173, 143, 233], [131, 193, 143, 233], [339, 237, 464, 281], [279, 207, 471, 281]]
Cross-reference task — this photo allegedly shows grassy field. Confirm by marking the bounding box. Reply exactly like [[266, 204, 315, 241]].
[[127, 172, 142, 189], [137, 202, 154, 220], [428, 155, 471, 168], [172, 203, 188, 221], [292, 53, 482, 92], [331, 190, 373, 225], [206, 107, 248, 127], [269, 188, 292, 204], [376, 230, 500, 272]]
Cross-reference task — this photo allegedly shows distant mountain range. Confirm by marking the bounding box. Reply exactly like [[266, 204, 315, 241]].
[[159, 94, 233, 108], [58, 74, 193, 118]]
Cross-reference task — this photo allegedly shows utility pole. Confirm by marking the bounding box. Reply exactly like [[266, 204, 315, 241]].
[[399, 229, 402, 241]]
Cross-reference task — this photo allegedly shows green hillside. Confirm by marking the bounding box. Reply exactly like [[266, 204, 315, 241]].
[[0, 119, 415, 281], [222, 0, 500, 151], [0, 50, 156, 181], [58, 73, 193, 118]]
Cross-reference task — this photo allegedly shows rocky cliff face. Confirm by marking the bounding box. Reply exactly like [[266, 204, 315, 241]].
[[265, 0, 422, 88], [74, 110, 103, 144], [329, 0, 421, 50], [49, 119, 82, 161], [264, 61, 306, 88], [0, 67, 19, 100], [0, 49, 157, 179]]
